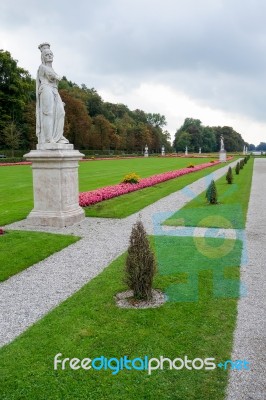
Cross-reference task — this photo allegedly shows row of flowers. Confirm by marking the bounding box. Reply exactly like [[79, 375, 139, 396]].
[[0, 161, 31, 167], [79, 160, 220, 207]]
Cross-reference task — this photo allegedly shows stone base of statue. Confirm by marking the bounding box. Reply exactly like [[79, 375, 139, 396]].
[[161, 151, 165, 156], [219, 150, 227, 162], [144, 152, 149, 157], [24, 144, 85, 228]]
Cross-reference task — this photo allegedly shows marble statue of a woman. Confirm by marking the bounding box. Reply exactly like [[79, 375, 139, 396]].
[[36, 43, 69, 144]]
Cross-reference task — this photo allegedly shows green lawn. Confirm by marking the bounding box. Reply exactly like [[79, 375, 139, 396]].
[[0, 165, 33, 226], [0, 236, 242, 400], [84, 162, 227, 218], [163, 158, 254, 229], [0, 157, 220, 225], [0, 231, 80, 281], [78, 157, 218, 191]]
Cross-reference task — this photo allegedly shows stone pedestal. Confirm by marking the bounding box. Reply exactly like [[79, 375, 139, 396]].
[[219, 150, 227, 162], [24, 144, 85, 228]]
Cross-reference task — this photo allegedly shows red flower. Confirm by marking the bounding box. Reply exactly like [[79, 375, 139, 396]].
[[0, 228, 5, 235]]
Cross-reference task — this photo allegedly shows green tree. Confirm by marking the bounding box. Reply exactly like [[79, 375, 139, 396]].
[[161, 130, 172, 152], [256, 142, 266, 151], [213, 126, 245, 152], [174, 118, 203, 152], [147, 113, 166, 129], [81, 87, 104, 117], [174, 118, 247, 153], [174, 131, 191, 152], [206, 180, 218, 204], [21, 100, 37, 149], [226, 167, 233, 184], [248, 144, 256, 151], [0, 50, 33, 142], [202, 127, 217, 152], [125, 220, 156, 300], [2, 121, 22, 156]]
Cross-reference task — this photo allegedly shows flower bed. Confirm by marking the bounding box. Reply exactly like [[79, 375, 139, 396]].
[[79, 160, 220, 207], [0, 161, 31, 167]]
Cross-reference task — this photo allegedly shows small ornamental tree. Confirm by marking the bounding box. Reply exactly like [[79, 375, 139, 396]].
[[125, 220, 156, 300], [240, 160, 244, 169], [226, 166, 233, 184], [206, 180, 218, 204], [235, 162, 240, 175]]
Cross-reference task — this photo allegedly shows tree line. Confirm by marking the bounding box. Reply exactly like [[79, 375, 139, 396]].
[[1, 49, 252, 156], [0, 49, 171, 155], [173, 118, 248, 153], [248, 142, 266, 151]]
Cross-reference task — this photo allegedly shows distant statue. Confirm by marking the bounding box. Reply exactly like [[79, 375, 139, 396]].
[[36, 43, 69, 144], [144, 144, 149, 157], [220, 135, 225, 151]]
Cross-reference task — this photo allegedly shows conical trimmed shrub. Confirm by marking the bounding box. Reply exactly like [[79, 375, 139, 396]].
[[206, 180, 218, 204], [226, 166, 233, 184], [125, 220, 156, 300], [235, 162, 240, 175]]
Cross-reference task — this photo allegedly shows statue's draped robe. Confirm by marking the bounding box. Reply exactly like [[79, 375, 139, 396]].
[[36, 65, 65, 144]]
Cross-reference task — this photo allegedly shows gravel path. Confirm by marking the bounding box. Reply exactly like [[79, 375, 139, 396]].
[[226, 158, 266, 400], [0, 158, 241, 348]]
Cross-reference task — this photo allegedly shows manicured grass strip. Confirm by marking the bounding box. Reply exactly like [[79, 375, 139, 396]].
[[163, 158, 254, 229], [0, 231, 80, 282], [80, 161, 220, 207], [84, 162, 226, 218], [0, 165, 33, 226], [0, 158, 217, 226], [78, 157, 218, 191], [0, 236, 241, 400]]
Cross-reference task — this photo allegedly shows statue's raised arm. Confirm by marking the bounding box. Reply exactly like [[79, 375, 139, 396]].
[[36, 43, 69, 145]]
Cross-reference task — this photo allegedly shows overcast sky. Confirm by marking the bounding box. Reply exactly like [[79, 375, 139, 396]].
[[1, 0, 266, 145]]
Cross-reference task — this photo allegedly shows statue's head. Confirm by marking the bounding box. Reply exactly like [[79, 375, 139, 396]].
[[38, 43, 53, 64], [38, 42, 50, 52]]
